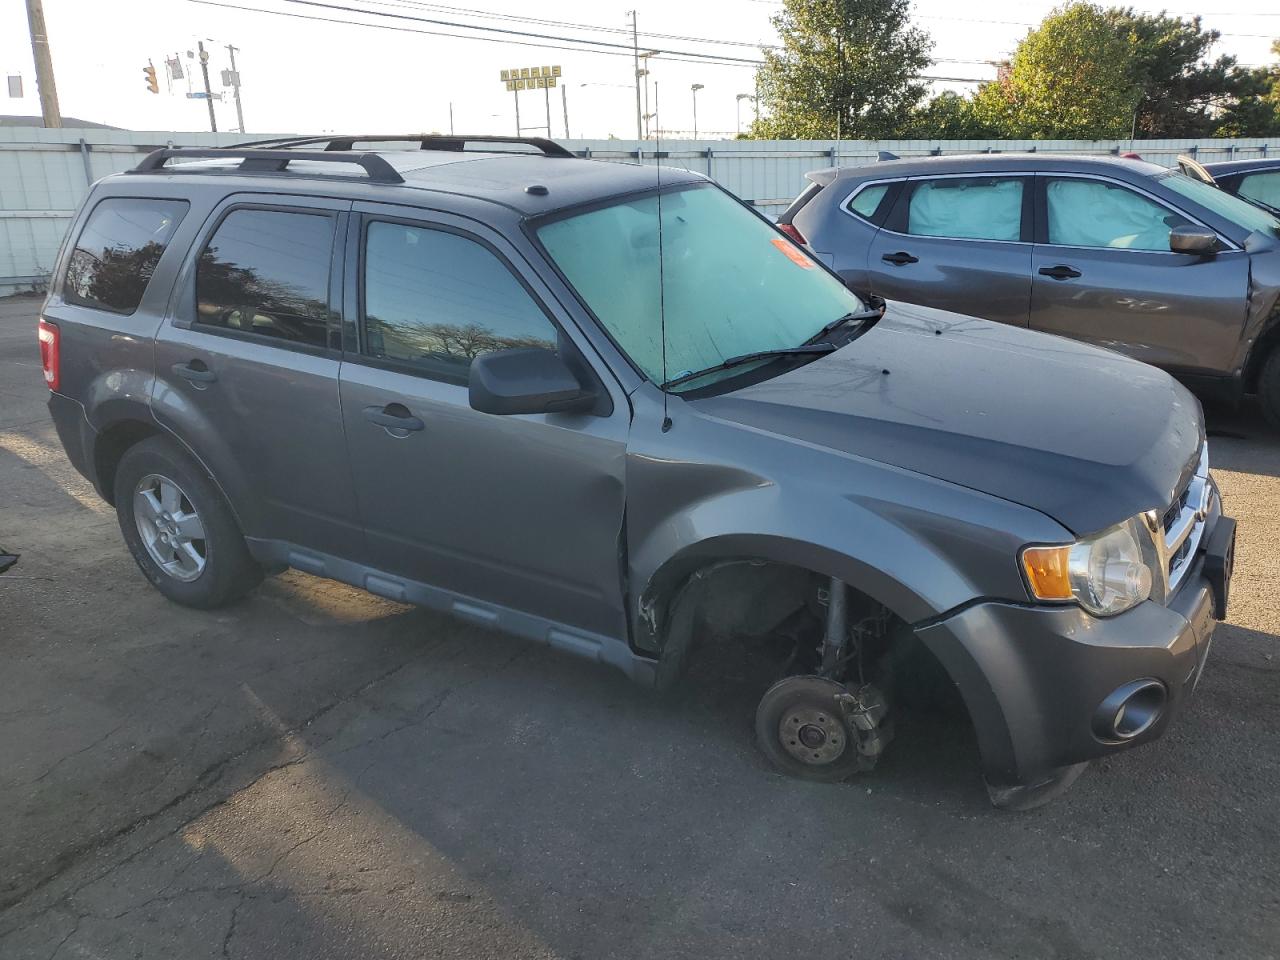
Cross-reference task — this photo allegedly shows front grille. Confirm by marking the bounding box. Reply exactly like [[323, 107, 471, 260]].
[[1161, 444, 1211, 595]]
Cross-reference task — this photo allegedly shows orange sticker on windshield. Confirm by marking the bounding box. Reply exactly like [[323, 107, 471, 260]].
[[771, 236, 815, 268]]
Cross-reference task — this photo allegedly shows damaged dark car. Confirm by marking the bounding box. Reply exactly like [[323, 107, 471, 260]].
[[39, 136, 1235, 808]]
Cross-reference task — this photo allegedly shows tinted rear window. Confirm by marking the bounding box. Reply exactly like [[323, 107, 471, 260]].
[[194, 209, 335, 349], [63, 198, 189, 314]]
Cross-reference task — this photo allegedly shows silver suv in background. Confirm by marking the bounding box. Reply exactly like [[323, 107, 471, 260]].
[[40, 136, 1235, 809], [779, 154, 1280, 425]]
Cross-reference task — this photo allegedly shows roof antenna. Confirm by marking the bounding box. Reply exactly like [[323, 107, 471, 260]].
[[655, 81, 672, 434]]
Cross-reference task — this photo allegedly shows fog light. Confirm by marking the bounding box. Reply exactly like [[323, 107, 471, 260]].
[[1093, 679, 1167, 742]]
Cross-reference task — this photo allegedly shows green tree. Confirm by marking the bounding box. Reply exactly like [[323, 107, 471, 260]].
[[971, 3, 1140, 138], [901, 91, 995, 139], [1213, 39, 1280, 136], [1108, 9, 1234, 137], [750, 0, 933, 140]]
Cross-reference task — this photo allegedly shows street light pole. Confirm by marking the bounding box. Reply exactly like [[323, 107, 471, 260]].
[[691, 83, 704, 139], [627, 10, 643, 140], [736, 93, 757, 136], [197, 41, 217, 133], [225, 44, 245, 133]]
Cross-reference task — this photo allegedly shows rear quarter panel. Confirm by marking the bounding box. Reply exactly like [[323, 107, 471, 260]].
[[40, 177, 219, 427]]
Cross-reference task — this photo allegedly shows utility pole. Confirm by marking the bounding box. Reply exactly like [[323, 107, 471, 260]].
[[197, 41, 217, 132], [449, 102, 455, 135], [561, 84, 569, 139], [23, 0, 61, 128], [513, 86, 521, 135], [225, 44, 245, 133], [544, 81, 551, 134], [627, 10, 642, 140], [691, 83, 704, 139]]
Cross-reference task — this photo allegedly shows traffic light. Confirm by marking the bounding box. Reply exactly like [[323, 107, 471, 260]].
[[143, 63, 159, 94]]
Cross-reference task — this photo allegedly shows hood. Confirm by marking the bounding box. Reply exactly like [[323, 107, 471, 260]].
[[692, 302, 1204, 536]]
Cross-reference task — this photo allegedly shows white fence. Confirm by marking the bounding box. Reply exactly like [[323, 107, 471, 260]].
[[3, 126, 1279, 295]]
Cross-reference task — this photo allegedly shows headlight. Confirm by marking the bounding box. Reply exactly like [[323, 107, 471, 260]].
[[1021, 517, 1154, 617]]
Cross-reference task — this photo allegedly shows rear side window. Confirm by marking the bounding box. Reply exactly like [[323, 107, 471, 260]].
[[194, 209, 335, 349], [63, 198, 188, 314], [847, 183, 890, 219], [1236, 171, 1280, 212], [362, 221, 558, 381], [906, 177, 1023, 241]]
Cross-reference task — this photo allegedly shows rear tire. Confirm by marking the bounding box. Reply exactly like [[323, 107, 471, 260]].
[[113, 436, 262, 608], [1258, 347, 1280, 431]]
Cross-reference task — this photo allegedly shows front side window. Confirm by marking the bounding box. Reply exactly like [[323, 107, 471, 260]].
[[63, 198, 188, 313], [1237, 171, 1280, 212], [537, 184, 863, 390], [194, 209, 334, 348], [1160, 171, 1280, 238], [362, 222, 557, 380], [906, 177, 1023, 241], [1046, 179, 1189, 251]]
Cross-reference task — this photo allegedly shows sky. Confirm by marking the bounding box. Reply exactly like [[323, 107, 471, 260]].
[[1, 0, 1278, 139]]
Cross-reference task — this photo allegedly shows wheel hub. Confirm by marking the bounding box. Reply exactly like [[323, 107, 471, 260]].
[[778, 706, 847, 765], [132, 473, 207, 583]]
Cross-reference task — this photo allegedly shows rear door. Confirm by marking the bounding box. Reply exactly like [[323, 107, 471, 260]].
[[151, 194, 364, 559], [865, 174, 1034, 326], [1029, 175, 1249, 375], [337, 203, 630, 640]]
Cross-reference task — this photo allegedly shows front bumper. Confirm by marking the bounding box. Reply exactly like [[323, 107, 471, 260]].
[[916, 511, 1232, 788]]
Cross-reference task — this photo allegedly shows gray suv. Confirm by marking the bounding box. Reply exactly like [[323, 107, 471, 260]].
[[40, 135, 1235, 809], [779, 154, 1280, 424]]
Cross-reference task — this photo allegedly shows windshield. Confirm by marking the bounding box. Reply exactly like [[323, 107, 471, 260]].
[[1160, 171, 1280, 238], [536, 184, 864, 390]]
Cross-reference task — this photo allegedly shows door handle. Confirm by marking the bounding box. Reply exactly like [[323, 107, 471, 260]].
[[1039, 264, 1082, 281], [363, 403, 425, 432], [881, 251, 919, 266], [172, 361, 216, 384]]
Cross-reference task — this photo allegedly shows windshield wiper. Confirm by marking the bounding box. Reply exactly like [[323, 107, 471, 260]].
[[805, 308, 883, 344], [661, 343, 836, 390]]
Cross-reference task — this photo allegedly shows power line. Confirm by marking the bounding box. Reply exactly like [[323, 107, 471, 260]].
[[276, 0, 765, 64], [187, 0, 763, 67], [189, 0, 994, 80], [341, 0, 1017, 62]]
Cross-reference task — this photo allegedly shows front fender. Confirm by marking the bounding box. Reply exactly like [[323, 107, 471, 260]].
[[626, 445, 1071, 656]]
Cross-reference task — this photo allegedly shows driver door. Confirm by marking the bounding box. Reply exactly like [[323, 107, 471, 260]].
[[1029, 175, 1249, 375], [337, 204, 631, 641]]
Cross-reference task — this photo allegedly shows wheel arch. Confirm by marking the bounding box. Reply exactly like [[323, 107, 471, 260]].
[[90, 401, 241, 527]]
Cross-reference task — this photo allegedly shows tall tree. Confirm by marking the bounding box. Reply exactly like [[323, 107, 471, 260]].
[[751, 0, 932, 140], [1109, 9, 1243, 137], [971, 3, 1140, 139]]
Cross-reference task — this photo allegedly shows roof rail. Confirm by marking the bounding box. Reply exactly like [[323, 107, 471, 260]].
[[235, 134, 576, 158], [129, 147, 405, 183]]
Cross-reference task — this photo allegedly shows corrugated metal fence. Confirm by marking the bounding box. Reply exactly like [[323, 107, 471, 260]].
[[3, 127, 1279, 295]]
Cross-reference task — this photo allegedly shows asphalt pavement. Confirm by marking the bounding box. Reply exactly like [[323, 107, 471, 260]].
[[1, 293, 1278, 959]]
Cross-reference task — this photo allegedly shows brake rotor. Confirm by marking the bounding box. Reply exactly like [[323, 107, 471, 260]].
[[777, 703, 848, 765]]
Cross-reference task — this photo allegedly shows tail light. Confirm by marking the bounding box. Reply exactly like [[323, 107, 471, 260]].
[[778, 222, 807, 245], [38, 318, 60, 392]]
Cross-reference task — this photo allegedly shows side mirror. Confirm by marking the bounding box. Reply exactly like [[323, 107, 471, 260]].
[[1169, 226, 1218, 255], [468, 347, 595, 416]]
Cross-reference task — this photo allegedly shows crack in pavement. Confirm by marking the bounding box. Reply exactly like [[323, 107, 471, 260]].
[[24, 720, 131, 787], [0, 632, 461, 929]]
